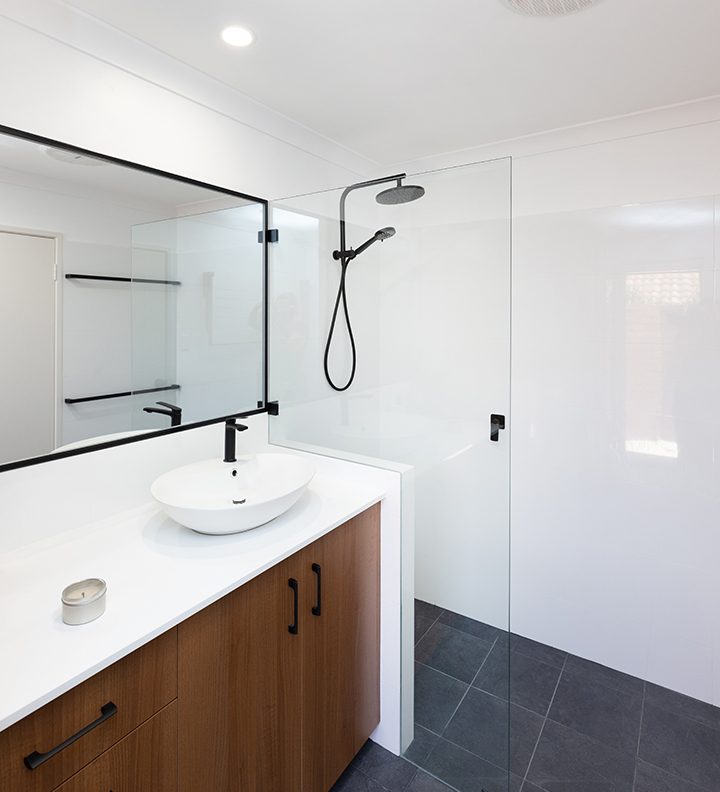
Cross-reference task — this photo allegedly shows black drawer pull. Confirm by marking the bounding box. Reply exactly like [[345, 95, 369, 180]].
[[311, 563, 322, 616], [288, 578, 299, 635], [24, 701, 118, 770]]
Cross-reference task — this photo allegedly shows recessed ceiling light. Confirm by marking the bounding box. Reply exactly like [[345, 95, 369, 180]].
[[221, 26, 254, 47]]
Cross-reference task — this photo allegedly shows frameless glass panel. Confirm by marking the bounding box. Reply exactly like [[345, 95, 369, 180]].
[[130, 203, 264, 429], [269, 158, 512, 788]]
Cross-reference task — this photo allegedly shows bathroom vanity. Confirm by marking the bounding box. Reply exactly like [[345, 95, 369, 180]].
[[0, 503, 380, 792]]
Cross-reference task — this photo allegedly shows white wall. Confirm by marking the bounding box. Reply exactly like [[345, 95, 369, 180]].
[[511, 121, 720, 706], [0, 2, 367, 200]]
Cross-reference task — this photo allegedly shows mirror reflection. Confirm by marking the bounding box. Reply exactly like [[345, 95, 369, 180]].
[[0, 130, 265, 466]]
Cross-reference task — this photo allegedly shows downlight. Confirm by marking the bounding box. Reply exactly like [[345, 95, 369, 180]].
[[499, 0, 606, 16], [221, 26, 254, 47], [44, 148, 106, 166]]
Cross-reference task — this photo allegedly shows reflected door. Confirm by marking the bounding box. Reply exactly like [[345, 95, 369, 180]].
[[0, 231, 56, 462]]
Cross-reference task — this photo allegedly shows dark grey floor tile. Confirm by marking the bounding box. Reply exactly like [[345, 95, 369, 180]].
[[645, 682, 720, 730], [330, 766, 386, 791], [526, 719, 635, 792], [416, 599, 444, 623], [443, 688, 543, 777], [417, 622, 494, 683], [353, 740, 418, 791], [473, 645, 561, 716], [547, 670, 642, 753], [414, 662, 469, 733], [634, 759, 712, 792], [404, 724, 440, 765], [422, 737, 511, 792], [504, 634, 567, 669], [416, 613, 435, 644], [639, 702, 720, 790], [519, 783, 545, 792], [438, 609, 504, 643], [563, 654, 643, 697], [406, 769, 455, 791]]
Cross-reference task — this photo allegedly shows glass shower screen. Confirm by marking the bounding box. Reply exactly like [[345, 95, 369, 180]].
[[268, 158, 512, 789]]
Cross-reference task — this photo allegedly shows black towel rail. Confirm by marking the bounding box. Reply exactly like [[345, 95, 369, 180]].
[[65, 274, 181, 286], [65, 384, 181, 405]]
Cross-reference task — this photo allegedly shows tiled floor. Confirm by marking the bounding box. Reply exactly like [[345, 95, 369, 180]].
[[332, 599, 720, 792]]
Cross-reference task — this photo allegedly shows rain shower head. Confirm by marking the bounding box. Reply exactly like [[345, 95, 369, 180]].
[[376, 180, 425, 205]]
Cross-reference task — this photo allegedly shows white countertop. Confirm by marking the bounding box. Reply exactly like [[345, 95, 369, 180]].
[[0, 457, 386, 732]]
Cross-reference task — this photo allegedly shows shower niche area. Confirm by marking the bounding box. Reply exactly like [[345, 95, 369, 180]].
[[269, 157, 513, 787]]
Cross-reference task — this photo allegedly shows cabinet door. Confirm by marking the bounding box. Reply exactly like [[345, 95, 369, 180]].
[[178, 556, 303, 792], [302, 504, 381, 792]]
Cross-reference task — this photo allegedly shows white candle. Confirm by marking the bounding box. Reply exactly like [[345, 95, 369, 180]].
[[61, 578, 107, 625]]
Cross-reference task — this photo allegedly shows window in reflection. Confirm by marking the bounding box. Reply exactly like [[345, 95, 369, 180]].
[[624, 270, 700, 459]]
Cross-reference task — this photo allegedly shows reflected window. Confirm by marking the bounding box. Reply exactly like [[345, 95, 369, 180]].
[[624, 271, 700, 459]]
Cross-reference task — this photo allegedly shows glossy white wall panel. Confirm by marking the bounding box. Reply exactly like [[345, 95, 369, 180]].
[[512, 192, 720, 704]]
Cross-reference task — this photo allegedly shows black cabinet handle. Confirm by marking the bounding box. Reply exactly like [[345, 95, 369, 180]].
[[311, 563, 322, 616], [24, 701, 118, 770], [288, 578, 299, 635], [490, 413, 506, 442]]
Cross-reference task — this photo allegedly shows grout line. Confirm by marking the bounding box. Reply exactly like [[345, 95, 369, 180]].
[[632, 681, 646, 792], [403, 730, 512, 792], [522, 653, 568, 787], [414, 608, 445, 647], [435, 636, 499, 736]]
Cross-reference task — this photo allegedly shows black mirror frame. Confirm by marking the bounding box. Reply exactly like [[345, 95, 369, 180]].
[[0, 124, 270, 474]]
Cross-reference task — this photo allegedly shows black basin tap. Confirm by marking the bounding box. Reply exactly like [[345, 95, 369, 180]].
[[224, 419, 249, 462], [143, 401, 182, 427]]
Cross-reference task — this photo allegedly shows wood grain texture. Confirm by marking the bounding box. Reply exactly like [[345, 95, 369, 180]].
[[301, 504, 381, 792], [52, 701, 177, 792], [0, 628, 177, 792], [178, 556, 303, 792]]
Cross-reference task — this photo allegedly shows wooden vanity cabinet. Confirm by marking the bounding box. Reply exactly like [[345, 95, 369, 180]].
[[177, 503, 381, 792], [0, 504, 380, 792]]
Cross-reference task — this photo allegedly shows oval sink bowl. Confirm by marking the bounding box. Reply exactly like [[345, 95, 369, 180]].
[[151, 454, 315, 535]]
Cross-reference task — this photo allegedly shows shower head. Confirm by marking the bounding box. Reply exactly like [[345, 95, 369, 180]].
[[333, 226, 397, 261], [376, 180, 425, 205]]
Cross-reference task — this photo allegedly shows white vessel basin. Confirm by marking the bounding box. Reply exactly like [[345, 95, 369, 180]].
[[151, 454, 315, 535]]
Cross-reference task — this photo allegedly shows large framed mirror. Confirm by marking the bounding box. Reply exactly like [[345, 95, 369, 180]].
[[0, 125, 268, 471]]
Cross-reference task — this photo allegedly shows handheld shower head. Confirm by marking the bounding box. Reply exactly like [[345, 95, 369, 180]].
[[333, 226, 396, 261]]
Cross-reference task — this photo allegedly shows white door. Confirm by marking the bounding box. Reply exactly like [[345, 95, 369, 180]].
[[0, 231, 56, 464]]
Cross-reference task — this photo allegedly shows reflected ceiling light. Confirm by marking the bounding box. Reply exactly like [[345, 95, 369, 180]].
[[221, 25, 254, 47], [499, 0, 606, 16], [44, 147, 106, 166]]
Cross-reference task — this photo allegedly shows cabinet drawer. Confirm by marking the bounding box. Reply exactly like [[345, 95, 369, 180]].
[[0, 628, 177, 792], [53, 700, 176, 792]]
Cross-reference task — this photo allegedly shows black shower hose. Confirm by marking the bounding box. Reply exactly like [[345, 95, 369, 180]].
[[323, 260, 356, 391]]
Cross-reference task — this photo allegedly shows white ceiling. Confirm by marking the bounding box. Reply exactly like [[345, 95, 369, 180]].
[[66, 0, 720, 164]]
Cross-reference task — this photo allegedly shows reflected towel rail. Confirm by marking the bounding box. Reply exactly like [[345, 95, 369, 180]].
[[65, 274, 181, 286], [65, 384, 181, 405]]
